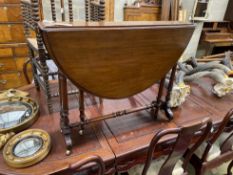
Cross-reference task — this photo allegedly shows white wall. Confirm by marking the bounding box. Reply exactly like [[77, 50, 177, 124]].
[[207, 0, 229, 21], [42, 0, 85, 21], [179, 0, 230, 61], [114, 0, 136, 21], [180, 22, 204, 61]]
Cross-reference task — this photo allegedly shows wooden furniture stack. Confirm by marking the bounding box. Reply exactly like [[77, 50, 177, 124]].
[[124, 2, 161, 21], [200, 22, 233, 55], [0, 0, 31, 90]]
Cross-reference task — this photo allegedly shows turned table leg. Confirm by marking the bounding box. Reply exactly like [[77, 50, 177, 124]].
[[59, 72, 72, 155], [79, 89, 85, 135]]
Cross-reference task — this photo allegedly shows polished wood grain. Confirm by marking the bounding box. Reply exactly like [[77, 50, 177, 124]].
[[100, 84, 212, 172], [0, 83, 115, 175], [124, 3, 161, 21], [39, 21, 194, 99], [0, 76, 233, 174], [0, 4, 22, 22], [142, 118, 212, 175], [0, 24, 25, 43]]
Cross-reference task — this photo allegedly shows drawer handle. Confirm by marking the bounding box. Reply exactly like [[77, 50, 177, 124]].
[[0, 80, 7, 84]]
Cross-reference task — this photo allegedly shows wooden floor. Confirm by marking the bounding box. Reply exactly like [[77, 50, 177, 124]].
[[0, 77, 232, 175]]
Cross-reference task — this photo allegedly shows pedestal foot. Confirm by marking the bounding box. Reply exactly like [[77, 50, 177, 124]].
[[64, 134, 72, 156]]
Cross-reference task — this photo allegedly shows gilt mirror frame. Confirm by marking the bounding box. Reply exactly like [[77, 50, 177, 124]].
[[0, 97, 39, 134], [3, 129, 51, 168]]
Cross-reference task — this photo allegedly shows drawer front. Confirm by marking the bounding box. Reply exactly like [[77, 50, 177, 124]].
[[0, 24, 25, 43], [0, 47, 13, 57], [15, 57, 31, 72], [0, 71, 31, 90], [0, 57, 16, 72], [0, 0, 20, 4], [14, 44, 28, 57], [0, 72, 21, 90], [0, 43, 28, 58], [0, 5, 22, 22]]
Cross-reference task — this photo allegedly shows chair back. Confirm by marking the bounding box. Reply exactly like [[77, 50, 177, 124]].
[[86, 0, 105, 21], [142, 117, 212, 175], [57, 155, 105, 175], [201, 108, 233, 161]]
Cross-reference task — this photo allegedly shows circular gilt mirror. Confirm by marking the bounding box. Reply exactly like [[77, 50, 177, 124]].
[[3, 129, 51, 168], [13, 136, 43, 158], [0, 97, 39, 134]]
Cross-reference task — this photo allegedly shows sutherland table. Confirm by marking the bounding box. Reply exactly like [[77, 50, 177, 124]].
[[0, 78, 232, 174]]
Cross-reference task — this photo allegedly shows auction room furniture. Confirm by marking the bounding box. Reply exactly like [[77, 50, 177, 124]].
[[124, 1, 161, 21], [127, 118, 212, 175], [228, 160, 233, 175], [55, 155, 105, 175], [20, 0, 106, 112], [0, 0, 32, 90], [0, 83, 116, 175], [124, 0, 180, 21], [39, 21, 194, 154], [200, 22, 233, 56], [190, 108, 233, 175], [0, 76, 233, 174]]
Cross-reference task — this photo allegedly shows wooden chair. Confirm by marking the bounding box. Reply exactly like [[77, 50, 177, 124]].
[[126, 117, 212, 175], [86, 0, 105, 21], [227, 160, 233, 175], [21, 0, 57, 112], [190, 108, 233, 175], [56, 155, 105, 175], [20, 0, 105, 112]]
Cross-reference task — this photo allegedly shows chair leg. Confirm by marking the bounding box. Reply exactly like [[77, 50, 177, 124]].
[[41, 59, 53, 113], [190, 154, 204, 175], [227, 160, 233, 175]]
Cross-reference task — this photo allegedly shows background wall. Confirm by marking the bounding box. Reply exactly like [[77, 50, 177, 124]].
[[179, 0, 230, 61], [207, 0, 229, 21], [42, 0, 85, 21], [114, 0, 135, 21]]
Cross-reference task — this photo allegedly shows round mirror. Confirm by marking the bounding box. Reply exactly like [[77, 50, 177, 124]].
[[13, 136, 43, 158], [0, 97, 39, 134], [3, 129, 51, 168]]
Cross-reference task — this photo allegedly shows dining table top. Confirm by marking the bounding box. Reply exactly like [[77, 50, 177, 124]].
[[0, 77, 232, 175]]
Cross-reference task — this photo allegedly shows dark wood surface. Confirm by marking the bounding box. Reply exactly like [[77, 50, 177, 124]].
[[0, 77, 233, 174], [101, 84, 212, 172], [39, 21, 194, 99], [0, 83, 115, 175]]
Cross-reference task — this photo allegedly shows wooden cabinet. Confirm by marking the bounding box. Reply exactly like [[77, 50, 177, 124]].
[[124, 4, 161, 21], [0, 0, 31, 90], [0, 24, 25, 43], [0, 4, 22, 22]]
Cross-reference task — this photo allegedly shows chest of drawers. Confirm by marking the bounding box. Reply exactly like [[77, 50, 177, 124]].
[[0, 0, 32, 90]]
